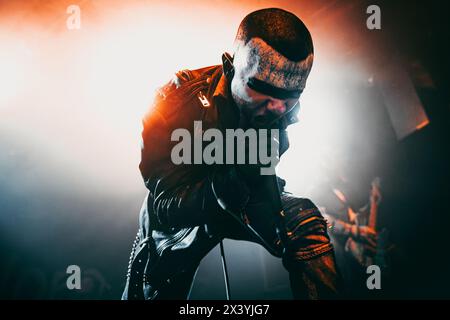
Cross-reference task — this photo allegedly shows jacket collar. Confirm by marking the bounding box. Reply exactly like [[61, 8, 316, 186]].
[[213, 72, 229, 99]]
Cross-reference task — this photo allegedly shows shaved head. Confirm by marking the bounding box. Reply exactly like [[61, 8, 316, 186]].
[[235, 8, 314, 62], [230, 8, 314, 128]]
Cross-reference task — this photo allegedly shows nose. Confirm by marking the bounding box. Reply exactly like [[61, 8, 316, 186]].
[[266, 99, 286, 115]]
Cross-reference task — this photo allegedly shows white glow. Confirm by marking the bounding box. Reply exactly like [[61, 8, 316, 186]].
[[277, 58, 368, 197], [0, 3, 238, 197], [0, 34, 33, 108], [0, 1, 371, 203]]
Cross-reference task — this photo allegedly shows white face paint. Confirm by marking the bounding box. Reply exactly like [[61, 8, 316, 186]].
[[231, 37, 313, 128], [233, 37, 313, 91]]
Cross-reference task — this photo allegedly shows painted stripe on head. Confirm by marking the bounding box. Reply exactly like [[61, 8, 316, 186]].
[[233, 37, 314, 94]]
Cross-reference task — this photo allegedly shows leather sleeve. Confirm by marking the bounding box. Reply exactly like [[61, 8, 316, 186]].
[[139, 75, 250, 229], [280, 196, 334, 261]]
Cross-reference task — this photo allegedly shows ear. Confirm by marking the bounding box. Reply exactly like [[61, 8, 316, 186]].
[[222, 52, 235, 81]]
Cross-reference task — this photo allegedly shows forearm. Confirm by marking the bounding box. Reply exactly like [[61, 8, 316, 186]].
[[148, 165, 250, 228], [326, 215, 357, 238]]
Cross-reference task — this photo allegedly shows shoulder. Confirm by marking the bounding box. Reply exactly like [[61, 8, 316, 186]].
[[144, 65, 222, 123], [142, 65, 222, 128], [281, 194, 321, 214], [155, 65, 221, 101], [297, 198, 320, 214]]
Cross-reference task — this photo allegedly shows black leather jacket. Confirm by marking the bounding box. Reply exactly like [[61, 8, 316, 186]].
[[123, 62, 341, 300], [139, 63, 300, 232]]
